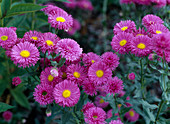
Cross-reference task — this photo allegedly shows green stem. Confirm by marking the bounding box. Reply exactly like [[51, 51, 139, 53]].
[[140, 58, 145, 100], [71, 112, 79, 124], [31, 0, 36, 30], [114, 95, 123, 122], [0, 19, 4, 27], [154, 100, 164, 124]]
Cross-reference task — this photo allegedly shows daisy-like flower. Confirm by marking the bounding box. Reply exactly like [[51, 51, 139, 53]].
[[33, 83, 54, 105], [48, 7, 73, 31], [107, 109, 112, 119], [40, 67, 62, 87], [109, 120, 123, 124], [106, 76, 124, 95], [148, 24, 169, 35], [82, 102, 95, 113], [148, 53, 157, 61], [113, 20, 136, 35], [142, 14, 164, 29], [133, 27, 148, 37], [128, 72, 135, 80], [41, 5, 63, 15], [64, 0, 77, 9], [23, 31, 42, 46], [12, 77, 22, 86], [134, 0, 151, 5], [3, 111, 12, 122], [82, 52, 101, 67], [38, 32, 60, 55], [101, 52, 119, 70], [88, 61, 112, 85], [125, 109, 139, 122], [77, 0, 94, 11], [53, 80, 80, 107], [66, 64, 87, 85], [84, 107, 106, 124], [94, 95, 109, 108], [11, 42, 40, 68], [56, 38, 83, 61], [151, 0, 167, 7], [82, 78, 97, 96], [0, 27, 17, 49], [129, 35, 152, 57], [111, 32, 134, 54]]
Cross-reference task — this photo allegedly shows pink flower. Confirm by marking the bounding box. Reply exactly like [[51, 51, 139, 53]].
[[88, 61, 112, 85], [56, 38, 83, 61], [148, 24, 169, 35], [106, 76, 124, 95], [41, 5, 63, 15], [48, 7, 73, 31], [128, 72, 135, 80], [101, 52, 119, 70], [84, 107, 106, 124], [125, 109, 139, 122], [151, 0, 167, 7], [68, 19, 81, 35], [77, 0, 93, 11], [64, 0, 77, 8], [142, 14, 164, 29], [11, 42, 40, 68], [111, 32, 134, 54], [3, 111, 12, 122], [33, 83, 54, 105], [134, 0, 151, 5], [113, 20, 136, 35], [148, 53, 157, 61], [82, 102, 95, 113], [107, 109, 113, 119], [118, 90, 125, 97], [40, 58, 51, 69], [133, 27, 148, 37], [129, 35, 152, 57], [94, 95, 109, 108], [12, 77, 22, 86], [120, 0, 133, 4], [109, 120, 123, 124], [53, 80, 80, 107]]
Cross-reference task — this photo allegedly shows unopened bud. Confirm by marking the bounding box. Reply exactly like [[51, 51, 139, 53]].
[[50, 68, 59, 77]]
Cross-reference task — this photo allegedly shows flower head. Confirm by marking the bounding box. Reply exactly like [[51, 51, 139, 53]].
[[134, 0, 151, 5], [3, 111, 12, 122], [64, 0, 77, 9], [128, 72, 135, 80], [53, 80, 80, 107], [94, 95, 109, 108], [56, 38, 83, 61], [68, 19, 81, 35], [82, 102, 95, 113], [11, 42, 40, 68], [125, 109, 139, 122], [148, 24, 169, 35], [109, 120, 123, 124], [33, 83, 54, 105], [151, 0, 167, 7], [133, 27, 148, 37], [12, 77, 22, 86], [77, 0, 94, 11]]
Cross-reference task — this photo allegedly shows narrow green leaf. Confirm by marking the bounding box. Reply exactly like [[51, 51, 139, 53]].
[[0, 81, 7, 96], [1, 0, 10, 17], [0, 102, 14, 113], [6, 14, 26, 27], [139, 100, 158, 109], [55, 0, 70, 3], [58, 58, 66, 67], [5, 3, 46, 18]]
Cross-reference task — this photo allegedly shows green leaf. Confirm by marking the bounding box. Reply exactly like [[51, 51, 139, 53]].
[[55, 0, 70, 3], [1, 0, 10, 17], [6, 14, 26, 27], [58, 58, 66, 67], [0, 102, 14, 113], [0, 81, 7, 96], [139, 100, 158, 109], [62, 112, 72, 124], [5, 3, 46, 18], [10, 88, 31, 110]]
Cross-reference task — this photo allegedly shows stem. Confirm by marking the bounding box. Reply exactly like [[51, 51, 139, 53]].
[[114, 95, 123, 122], [31, 0, 36, 30], [140, 58, 145, 100], [71, 112, 79, 124], [0, 19, 4, 27], [154, 100, 164, 124]]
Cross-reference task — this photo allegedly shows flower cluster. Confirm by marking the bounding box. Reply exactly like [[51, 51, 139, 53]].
[[111, 14, 170, 62]]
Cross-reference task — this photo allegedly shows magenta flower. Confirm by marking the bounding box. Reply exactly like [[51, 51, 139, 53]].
[[129, 35, 152, 57], [0, 27, 17, 49], [128, 72, 135, 80], [68, 19, 81, 35], [56, 38, 83, 61], [151, 0, 167, 7], [148, 53, 156, 61], [41, 5, 63, 15], [84, 107, 106, 124], [33, 83, 54, 105], [125, 109, 139, 122], [134, 0, 151, 5], [113, 20, 136, 35], [77, 0, 94, 11], [2, 111, 12, 122], [148, 24, 169, 35], [64, 0, 77, 9], [48, 7, 73, 31], [106, 76, 124, 94], [133, 27, 148, 37], [12, 77, 22, 86], [120, 0, 133, 4], [82, 102, 95, 113], [88, 61, 112, 85], [109, 120, 123, 124], [142, 14, 164, 29], [94, 95, 109, 108], [107, 109, 112, 119], [40, 58, 51, 69], [53, 80, 80, 107], [11, 42, 40, 68]]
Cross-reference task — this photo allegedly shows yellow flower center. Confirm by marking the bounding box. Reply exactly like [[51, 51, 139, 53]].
[[99, 98, 105, 104], [20, 50, 30, 58], [46, 40, 54, 46], [56, 17, 66, 22], [62, 90, 71, 98], [48, 75, 54, 82], [137, 43, 146, 49], [1, 35, 8, 41], [118, 104, 122, 108], [119, 39, 127, 46], [73, 72, 80, 78], [96, 70, 104, 78], [156, 30, 162, 34], [121, 26, 128, 31], [129, 110, 135, 117], [93, 115, 98, 119], [91, 60, 95, 63], [136, 34, 144, 36], [31, 36, 38, 40], [62, 72, 67, 79]]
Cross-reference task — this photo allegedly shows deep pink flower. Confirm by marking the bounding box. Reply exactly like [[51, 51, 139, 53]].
[[82, 79, 97, 96], [107, 109, 112, 119], [40, 58, 51, 69], [88, 61, 112, 85], [128, 72, 135, 80], [129, 35, 153, 57], [68, 19, 81, 35], [84, 107, 106, 124], [82, 102, 95, 113], [33, 83, 54, 105], [94, 95, 109, 108], [120, 0, 133, 4], [113, 20, 136, 35], [2, 111, 12, 122], [11, 42, 40, 68], [41, 5, 63, 15], [133, 27, 148, 37], [134, 0, 151, 5], [151, 0, 167, 7], [64, 0, 77, 8], [118, 90, 125, 97], [111, 32, 134, 54], [148, 53, 156, 61], [12, 77, 22, 86], [125, 109, 139, 122], [148, 24, 169, 35], [56, 38, 83, 61], [109, 120, 123, 124], [77, 0, 93, 11], [142, 14, 164, 29], [53, 80, 80, 107], [101, 52, 119, 70]]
